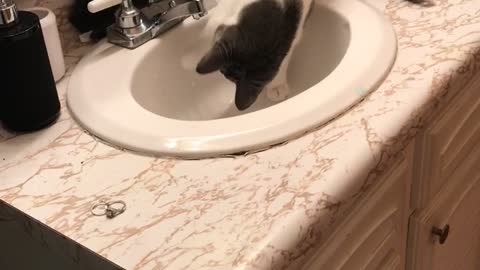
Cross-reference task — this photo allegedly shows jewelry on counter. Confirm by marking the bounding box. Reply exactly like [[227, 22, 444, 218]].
[[91, 200, 127, 219]]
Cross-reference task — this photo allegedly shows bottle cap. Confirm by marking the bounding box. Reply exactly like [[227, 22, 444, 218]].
[[0, 0, 18, 26]]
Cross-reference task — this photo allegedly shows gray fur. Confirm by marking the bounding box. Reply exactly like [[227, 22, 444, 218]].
[[196, 0, 303, 110]]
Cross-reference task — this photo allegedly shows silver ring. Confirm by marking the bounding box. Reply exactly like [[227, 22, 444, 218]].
[[91, 202, 109, 216], [91, 200, 127, 218], [108, 200, 127, 213]]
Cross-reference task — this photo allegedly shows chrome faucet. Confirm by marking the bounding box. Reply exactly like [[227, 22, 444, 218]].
[[87, 0, 215, 49]]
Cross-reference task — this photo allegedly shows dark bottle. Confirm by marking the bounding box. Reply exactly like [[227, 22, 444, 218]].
[[0, 0, 60, 132]]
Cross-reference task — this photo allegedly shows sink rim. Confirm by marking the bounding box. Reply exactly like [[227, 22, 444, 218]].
[[67, 0, 397, 159]]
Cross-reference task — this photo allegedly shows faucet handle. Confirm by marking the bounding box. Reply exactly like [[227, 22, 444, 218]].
[[88, 0, 147, 31], [87, 0, 122, 13]]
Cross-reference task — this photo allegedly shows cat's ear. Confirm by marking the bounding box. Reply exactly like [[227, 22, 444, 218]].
[[235, 80, 263, 110], [196, 44, 227, 74]]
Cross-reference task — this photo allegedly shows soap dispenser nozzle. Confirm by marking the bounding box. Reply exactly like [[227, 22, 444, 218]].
[[0, 0, 18, 26]]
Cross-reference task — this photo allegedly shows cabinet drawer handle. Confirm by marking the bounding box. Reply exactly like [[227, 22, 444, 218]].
[[432, 224, 450, 244]]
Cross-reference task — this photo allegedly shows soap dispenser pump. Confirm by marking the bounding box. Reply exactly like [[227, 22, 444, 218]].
[[0, 0, 61, 132]]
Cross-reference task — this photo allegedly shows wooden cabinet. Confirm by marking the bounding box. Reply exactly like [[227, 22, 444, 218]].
[[407, 75, 480, 270], [407, 145, 480, 270], [303, 74, 480, 270], [412, 76, 480, 209], [303, 145, 413, 270]]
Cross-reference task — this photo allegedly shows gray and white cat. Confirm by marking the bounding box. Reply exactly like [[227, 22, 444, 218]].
[[196, 0, 313, 110], [196, 0, 424, 110]]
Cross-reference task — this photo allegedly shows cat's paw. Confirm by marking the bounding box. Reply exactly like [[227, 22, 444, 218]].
[[266, 84, 290, 102]]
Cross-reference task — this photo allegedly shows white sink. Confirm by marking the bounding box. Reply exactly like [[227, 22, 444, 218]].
[[68, 0, 397, 158]]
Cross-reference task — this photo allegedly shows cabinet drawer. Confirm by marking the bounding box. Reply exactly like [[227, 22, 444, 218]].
[[413, 76, 480, 207], [303, 145, 413, 270], [408, 146, 480, 270]]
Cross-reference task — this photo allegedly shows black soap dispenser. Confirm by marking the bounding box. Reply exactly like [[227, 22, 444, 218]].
[[0, 0, 60, 132]]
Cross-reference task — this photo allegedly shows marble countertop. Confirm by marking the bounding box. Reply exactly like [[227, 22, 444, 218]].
[[1, 0, 480, 269]]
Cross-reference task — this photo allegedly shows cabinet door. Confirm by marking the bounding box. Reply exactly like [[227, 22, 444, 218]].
[[303, 145, 413, 270], [412, 76, 480, 208], [407, 145, 480, 270]]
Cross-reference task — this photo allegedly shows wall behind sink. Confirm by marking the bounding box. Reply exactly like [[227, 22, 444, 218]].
[[16, 0, 81, 53], [11, 0, 390, 57]]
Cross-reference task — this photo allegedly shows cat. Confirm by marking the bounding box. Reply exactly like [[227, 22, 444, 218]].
[[196, 0, 313, 111], [195, 0, 428, 111]]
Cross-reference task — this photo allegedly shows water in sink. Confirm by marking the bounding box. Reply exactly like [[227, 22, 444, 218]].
[[131, 4, 350, 121]]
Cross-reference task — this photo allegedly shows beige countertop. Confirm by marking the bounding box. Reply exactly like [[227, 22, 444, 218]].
[[1, 0, 480, 269]]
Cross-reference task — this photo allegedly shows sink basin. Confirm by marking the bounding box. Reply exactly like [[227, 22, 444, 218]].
[[68, 0, 397, 158]]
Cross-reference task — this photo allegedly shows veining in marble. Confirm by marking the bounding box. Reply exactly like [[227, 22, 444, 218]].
[[1, 0, 480, 269]]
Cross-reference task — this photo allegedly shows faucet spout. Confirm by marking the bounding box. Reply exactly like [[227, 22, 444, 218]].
[[158, 0, 208, 21], [148, 0, 211, 37], [102, 0, 216, 49]]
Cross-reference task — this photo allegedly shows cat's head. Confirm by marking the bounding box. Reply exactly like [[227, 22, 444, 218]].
[[196, 25, 282, 110], [196, 0, 301, 110]]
